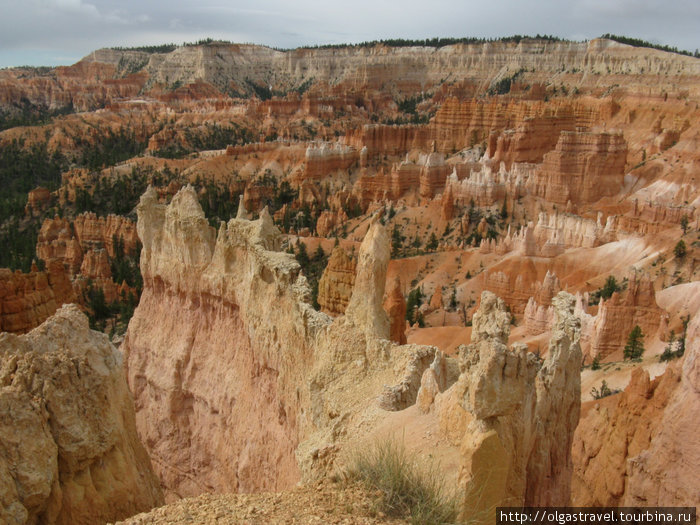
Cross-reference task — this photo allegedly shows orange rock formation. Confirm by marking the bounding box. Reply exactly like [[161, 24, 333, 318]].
[[383, 275, 407, 344], [573, 314, 699, 506], [0, 261, 76, 334], [529, 131, 628, 205], [317, 245, 356, 316], [589, 275, 664, 362]]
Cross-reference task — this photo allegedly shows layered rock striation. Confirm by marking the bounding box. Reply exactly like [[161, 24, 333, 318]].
[[589, 275, 664, 362], [529, 131, 628, 205], [0, 261, 76, 334], [124, 187, 325, 497], [317, 245, 357, 316], [124, 186, 588, 518]]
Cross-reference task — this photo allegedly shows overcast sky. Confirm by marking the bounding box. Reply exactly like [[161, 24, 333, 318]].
[[1, 0, 699, 68]]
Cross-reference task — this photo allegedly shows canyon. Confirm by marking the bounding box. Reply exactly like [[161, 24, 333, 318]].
[[0, 36, 698, 523]]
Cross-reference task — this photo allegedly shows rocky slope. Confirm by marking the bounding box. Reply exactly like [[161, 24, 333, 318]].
[[573, 312, 699, 507], [0, 304, 162, 524]]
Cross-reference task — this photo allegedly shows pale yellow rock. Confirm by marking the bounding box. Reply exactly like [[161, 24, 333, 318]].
[[0, 304, 162, 525]]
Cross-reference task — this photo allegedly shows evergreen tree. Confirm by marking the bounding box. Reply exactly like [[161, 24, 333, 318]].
[[313, 244, 325, 263], [449, 287, 458, 310], [295, 240, 310, 267], [623, 325, 645, 359], [674, 240, 687, 259], [426, 232, 439, 251], [405, 287, 424, 324]]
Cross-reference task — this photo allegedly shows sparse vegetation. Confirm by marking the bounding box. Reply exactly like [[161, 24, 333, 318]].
[[660, 316, 689, 361], [343, 438, 458, 525], [600, 34, 699, 58], [589, 275, 623, 305], [405, 287, 425, 325], [294, 241, 328, 310], [590, 380, 620, 400], [0, 99, 74, 132], [673, 240, 687, 259], [623, 325, 645, 360], [299, 34, 563, 51]]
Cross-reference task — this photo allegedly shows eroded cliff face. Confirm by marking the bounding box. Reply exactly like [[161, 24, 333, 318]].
[[589, 275, 664, 362], [573, 312, 700, 507], [124, 186, 325, 498], [0, 304, 162, 524], [125, 186, 583, 515]]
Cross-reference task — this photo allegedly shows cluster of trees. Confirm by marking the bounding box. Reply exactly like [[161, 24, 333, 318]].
[[299, 35, 563, 51], [111, 44, 178, 53], [73, 128, 148, 170], [84, 282, 139, 334], [84, 235, 142, 333], [487, 68, 525, 95], [155, 123, 254, 157], [590, 380, 621, 400], [111, 39, 236, 54], [0, 139, 65, 271], [0, 98, 74, 132], [0, 139, 64, 209], [293, 241, 328, 309], [110, 235, 142, 290], [74, 169, 150, 216], [660, 316, 689, 362], [0, 219, 39, 271], [588, 275, 625, 305], [600, 34, 699, 58]]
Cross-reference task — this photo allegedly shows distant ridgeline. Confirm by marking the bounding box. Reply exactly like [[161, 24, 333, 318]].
[[109, 34, 700, 57]]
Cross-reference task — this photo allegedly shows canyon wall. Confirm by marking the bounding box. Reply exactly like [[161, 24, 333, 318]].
[[4, 38, 698, 113], [589, 276, 664, 362], [123, 187, 325, 497], [37, 213, 139, 275], [528, 131, 628, 205], [317, 245, 356, 316], [0, 304, 162, 524], [123, 185, 582, 513], [573, 312, 700, 506]]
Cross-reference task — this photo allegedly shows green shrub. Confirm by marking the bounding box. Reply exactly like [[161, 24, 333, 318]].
[[591, 380, 620, 400], [344, 438, 458, 524]]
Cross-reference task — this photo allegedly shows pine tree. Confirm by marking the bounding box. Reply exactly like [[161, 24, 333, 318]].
[[674, 240, 687, 259], [623, 325, 645, 359], [426, 232, 438, 251]]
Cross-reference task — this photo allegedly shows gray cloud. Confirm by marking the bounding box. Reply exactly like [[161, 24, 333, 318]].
[[0, 0, 698, 68]]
